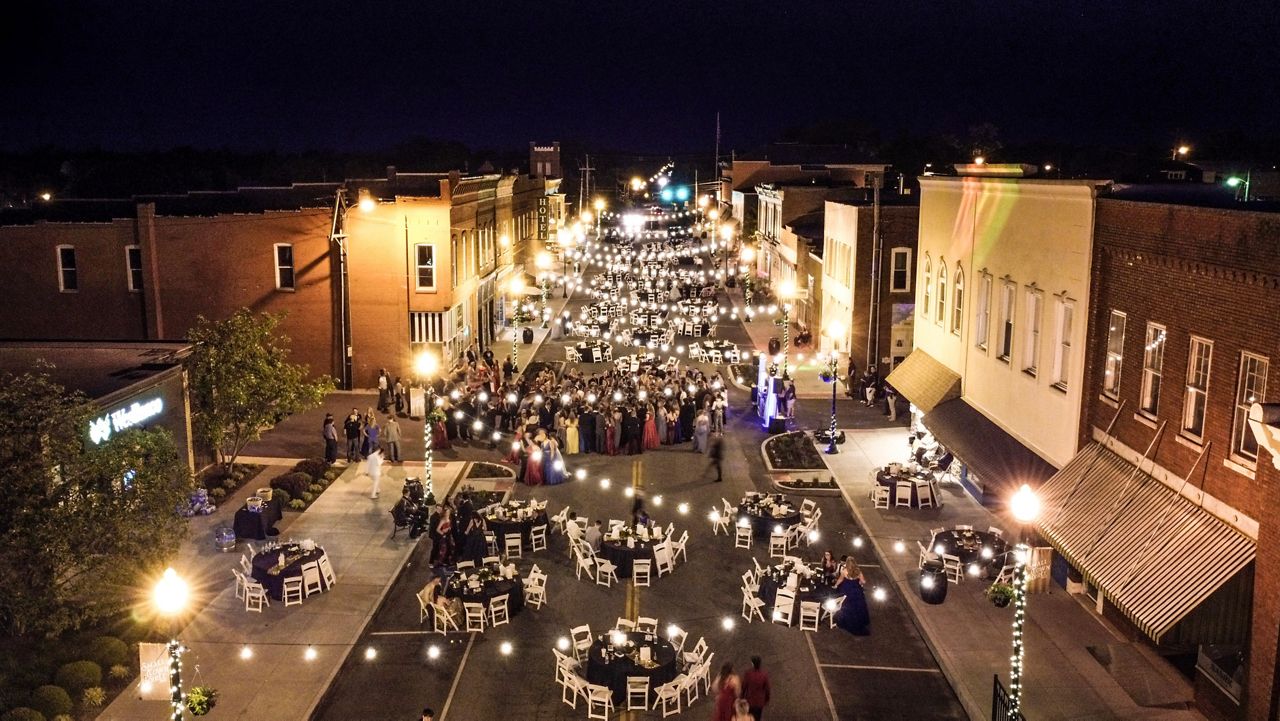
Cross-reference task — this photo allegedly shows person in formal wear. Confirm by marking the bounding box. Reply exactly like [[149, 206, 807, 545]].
[[543, 435, 566, 485], [524, 435, 545, 486], [366, 448, 383, 499], [429, 506, 455, 565], [834, 559, 871, 635], [711, 662, 741, 721], [344, 408, 362, 461], [693, 408, 711, 453], [322, 414, 339, 464], [564, 412, 580, 455], [383, 415, 402, 462], [642, 402, 661, 449], [740, 656, 771, 721]]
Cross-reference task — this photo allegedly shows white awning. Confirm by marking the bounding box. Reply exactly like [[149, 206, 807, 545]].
[[1038, 443, 1255, 641]]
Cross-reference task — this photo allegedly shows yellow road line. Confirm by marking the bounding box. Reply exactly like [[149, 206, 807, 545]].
[[620, 459, 643, 721]]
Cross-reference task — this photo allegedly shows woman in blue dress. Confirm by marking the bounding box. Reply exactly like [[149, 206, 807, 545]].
[[542, 434, 566, 485], [834, 559, 871, 635]]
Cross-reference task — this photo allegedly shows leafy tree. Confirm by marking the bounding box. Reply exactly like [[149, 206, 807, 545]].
[[0, 370, 193, 637], [186, 310, 333, 472]]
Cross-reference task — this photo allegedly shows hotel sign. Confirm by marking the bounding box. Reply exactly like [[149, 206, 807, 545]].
[[89, 397, 165, 444], [537, 196, 549, 240]]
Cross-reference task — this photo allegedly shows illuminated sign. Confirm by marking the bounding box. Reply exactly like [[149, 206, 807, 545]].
[[537, 197, 549, 240], [89, 397, 164, 444]]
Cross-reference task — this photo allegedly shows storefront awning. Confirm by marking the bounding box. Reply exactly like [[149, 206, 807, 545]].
[[1038, 443, 1256, 642], [922, 399, 1058, 499], [884, 349, 960, 413]]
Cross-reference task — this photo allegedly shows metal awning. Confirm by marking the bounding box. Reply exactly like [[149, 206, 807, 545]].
[[1038, 443, 1256, 642], [884, 349, 961, 413], [923, 399, 1058, 499]]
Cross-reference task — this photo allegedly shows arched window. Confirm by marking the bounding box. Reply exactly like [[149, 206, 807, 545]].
[[937, 261, 948, 324], [952, 266, 965, 335], [451, 233, 460, 287], [922, 255, 932, 319]]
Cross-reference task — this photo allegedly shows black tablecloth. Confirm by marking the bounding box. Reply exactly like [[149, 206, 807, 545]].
[[737, 503, 803, 539], [585, 631, 679, 704], [932, 530, 1008, 572], [597, 539, 658, 578], [442, 569, 525, 615], [876, 471, 930, 507], [250, 545, 329, 600], [757, 570, 839, 624], [574, 343, 609, 362], [675, 321, 712, 337], [485, 511, 549, 548], [233, 496, 284, 540]]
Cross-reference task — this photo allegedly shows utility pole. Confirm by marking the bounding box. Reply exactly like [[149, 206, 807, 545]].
[[578, 155, 596, 216], [864, 172, 884, 372], [329, 188, 353, 390], [714, 112, 721, 206]]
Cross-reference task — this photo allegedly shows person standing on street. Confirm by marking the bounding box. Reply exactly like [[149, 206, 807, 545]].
[[366, 448, 383, 499], [420, 707, 434, 721], [377, 368, 390, 412], [343, 408, 362, 461], [706, 435, 725, 482], [741, 656, 772, 720], [384, 414, 402, 462], [322, 413, 339, 464]]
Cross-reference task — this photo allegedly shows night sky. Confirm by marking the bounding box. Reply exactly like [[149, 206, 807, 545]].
[[3, 1, 1278, 154]]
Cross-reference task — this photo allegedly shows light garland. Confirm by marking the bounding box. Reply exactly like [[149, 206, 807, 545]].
[[167, 639, 186, 721], [1009, 542, 1030, 714]]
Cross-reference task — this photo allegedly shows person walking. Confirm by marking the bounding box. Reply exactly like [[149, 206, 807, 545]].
[[741, 656, 771, 720], [384, 414, 402, 462], [711, 662, 741, 721], [366, 448, 384, 499], [706, 434, 724, 482], [884, 383, 899, 422], [322, 413, 339, 464], [343, 408, 362, 461], [420, 708, 434, 721]]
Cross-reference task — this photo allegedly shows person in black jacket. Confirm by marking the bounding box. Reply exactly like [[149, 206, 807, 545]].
[[343, 408, 362, 461]]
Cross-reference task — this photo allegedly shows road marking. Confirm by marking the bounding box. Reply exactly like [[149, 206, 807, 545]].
[[437, 632, 477, 721], [817, 663, 944, 673], [805, 631, 840, 721]]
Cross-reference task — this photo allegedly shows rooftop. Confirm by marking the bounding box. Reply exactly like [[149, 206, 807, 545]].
[[736, 143, 883, 166], [0, 341, 190, 399], [1103, 183, 1280, 213]]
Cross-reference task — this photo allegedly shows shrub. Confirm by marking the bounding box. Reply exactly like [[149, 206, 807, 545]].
[[208, 487, 227, 500], [289, 499, 306, 510], [221, 476, 239, 490], [52, 716, 73, 721], [293, 458, 328, 481], [323, 468, 341, 481], [28, 686, 71, 719], [300, 492, 315, 503], [271, 472, 311, 498], [54, 661, 101, 694], [88, 636, 130, 668], [1, 708, 46, 721], [273, 488, 291, 504], [108, 664, 131, 680], [81, 687, 106, 708], [308, 483, 324, 494]]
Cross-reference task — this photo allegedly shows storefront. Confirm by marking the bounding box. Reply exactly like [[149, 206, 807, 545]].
[[0, 341, 195, 472]]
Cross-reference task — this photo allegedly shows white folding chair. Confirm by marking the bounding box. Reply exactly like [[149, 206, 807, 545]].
[[239, 554, 252, 575], [463, 602, 487, 632], [633, 559, 652, 587], [672, 530, 689, 564], [489, 594, 510, 627], [711, 511, 730, 535], [586, 683, 615, 720], [769, 533, 788, 559], [565, 346, 578, 362], [636, 616, 658, 635], [708, 349, 723, 364], [570, 624, 593, 661], [596, 559, 619, 587], [822, 596, 844, 628], [282, 576, 304, 607], [988, 526, 1006, 538], [416, 589, 432, 623], [742, 587, 766, 622], [752, 556, 767, 577], [942, 553, 964, 584], [918, 541, 939, 570], [667, 625, 688, 653], [576, 552, 596, 581], [504, 533, 523, 559], [432, 601, 460, 634], [799, 601, 821, 631], [245, 541, 256, 558], [482, 555, 501, 566], [800, 498, 817, 518], [772, 589, 796, 625], [615, 617, 636, 632], [916, 481, 935, 508], [232, 568, 246, 601], [531, 524, 548, 552], [627, 676, 650, 711], [524, 575, 547, 609], [485, 532, 498, 556], [741, 570, 759, 594], [456, 559, 476, 572], [681, 637, 707, 669], [895, 480, 914, 507], [561, 672, 588, 709], [735, 525, 753, 549], [316, 554, 337, 588], [554, 648, 581, 688], [551, 507, 570, 534], [244, 580, 269, 612], [929, 527, 945, 542], [680, 669, 701, 705], [653, 679, 683, 716], [301, 562, 324, 596], [872, 485, 890, 509], [955, 524, 973, 531], [653, 544, 674, 577], [994, 563, 1016, 585]]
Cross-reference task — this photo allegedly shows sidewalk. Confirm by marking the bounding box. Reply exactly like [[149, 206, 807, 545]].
[[100, 459, 464, 721], [824, 427, 1204, 721], [727, 285, 852, 399]]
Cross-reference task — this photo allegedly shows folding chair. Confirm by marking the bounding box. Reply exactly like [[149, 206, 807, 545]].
[[282, 576, 304, 607], [318, 553, 337, 587], [432, 601, 460, 634], [301, 562, 324, 596], [570, 624, 593, 661], [636, 616, 659, 634], [895, 480, 914, 507], [872, 485, 890, 509], [632, 559, 652, 587], [244, 580, 269, 612], [772, 590, 796, 625], [489, 594, 510, 627], [916, 481, 936, 509], [627, 676, 651, 711], [586, 683, 615, 720], [742, 587, 766, 622], [505, 533, 523, 559], [941, 554, 964, 584], [464, 602, 487, 632], [735, 525, 753, 549], [530, 524, 548, 552], [799, 601, 821, 631], [769, 533, 788, 559]]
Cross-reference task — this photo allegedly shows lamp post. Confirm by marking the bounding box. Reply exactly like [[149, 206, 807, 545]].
[[508, 276, 526, 373], [822, 321, 845, 454], [560, 231, 577, 298], [593, 198, 605, 235], [1007, 484, 1042, 716], [720, 223, 734, 287], [414, 351, 440, 497], [1172, 144, 1190, 161], [1227, 174, 1252, 202], [153, 567, 190, 721], [535, 250, 552, 328], [778, 280, 796, 380]]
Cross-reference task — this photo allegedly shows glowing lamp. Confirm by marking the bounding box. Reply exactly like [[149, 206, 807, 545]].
[[1010, 484, 1041, 523], [153, 568, 189, 616]]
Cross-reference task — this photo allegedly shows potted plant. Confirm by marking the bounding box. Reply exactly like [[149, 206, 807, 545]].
[[985, 582, 1016, 608], [818, 368, 836, 383], [186, 686, 219, 716]]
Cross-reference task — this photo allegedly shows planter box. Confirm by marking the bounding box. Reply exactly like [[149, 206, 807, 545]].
[[761, 433, 835, 494]]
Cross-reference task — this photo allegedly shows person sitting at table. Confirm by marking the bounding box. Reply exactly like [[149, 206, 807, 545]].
[[820, 550, 840, 583], [585, 519, 604, 552], [833, 559, 871, 636]]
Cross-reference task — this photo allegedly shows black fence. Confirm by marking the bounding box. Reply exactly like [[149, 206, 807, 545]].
[[991, 675, 1027, 721]]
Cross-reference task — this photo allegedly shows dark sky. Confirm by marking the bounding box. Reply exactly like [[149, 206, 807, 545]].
[[3, 0, 1277, 155]]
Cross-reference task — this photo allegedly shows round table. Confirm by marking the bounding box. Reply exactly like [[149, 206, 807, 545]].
[[585, 631, 679, 705], [574, 342, 609, 362], [442, 567, 525, 615], [737, 497, 803, 539], [876, 470, 932, 507], [250, 544, 330, 600], [233, 496, 284, 540], [485, 511, 549, 549], [932, 529, 1008, 575], [597, 538, 659, 578], [756, 564, 840, 624]]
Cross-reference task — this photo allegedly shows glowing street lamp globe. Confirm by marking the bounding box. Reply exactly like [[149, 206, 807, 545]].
[[153, 567, 189, 616], [414, 351, 439, 378], [1010, 484, 1041, 523]]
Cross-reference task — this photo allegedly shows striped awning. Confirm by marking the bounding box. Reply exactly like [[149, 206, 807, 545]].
[[883, 349, 960, 413], [1038, 443, 1256, 641]]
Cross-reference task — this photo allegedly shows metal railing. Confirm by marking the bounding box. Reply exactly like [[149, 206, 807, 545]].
[[991, 675, 1027, 721]]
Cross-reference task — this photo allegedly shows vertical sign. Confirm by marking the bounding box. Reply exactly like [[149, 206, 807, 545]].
[[1028, 546, 1053, 594], [537, 196, 549, 240], [137, 642, 169, 700]]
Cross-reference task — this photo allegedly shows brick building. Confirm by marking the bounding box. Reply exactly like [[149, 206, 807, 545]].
[[0, 170, 562, 388], [1058, 195, 1280, 720]]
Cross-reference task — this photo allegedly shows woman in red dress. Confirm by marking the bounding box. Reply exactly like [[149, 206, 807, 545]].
[[642, 402, 661, 450], [524, 435, 545, 486], [711, 662, 741, 721]]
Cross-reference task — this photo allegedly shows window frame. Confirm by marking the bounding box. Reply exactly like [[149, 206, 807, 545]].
[[1139, 323, 1167, 417], [1231, 352, 1269, 463], [951, 266, 965, 336], [1181, 336, 1212, 441], [415, 243, 437, 292], [975, 272, 992, 351], [936, 261, 947, 325], [125, 245, 143, 293], [921, 255, 932, 320], [1051, 298, 1074, 390], [56, 244, 78, 292], [273, 243, 295, 291], [997, 280, 1016, 363], [1102, 310, 1127, 399], [1023, 288, 1042, 376], [889, 247, 912, 293]]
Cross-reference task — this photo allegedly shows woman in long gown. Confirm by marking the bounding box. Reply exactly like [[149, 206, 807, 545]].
[[666, 403, 680, 444], [610, 407, 624, 455], [604, 407, 618, 456], [642, 402, 661, 449], [834, 559, 871, 635], [430, 507, 455, 565], [524, 435, 545, 486], [711, 662, 741, 721], [693, 409, 711, 453], [655, 401, 668, 444], [564, 414, 580, 455], [543, 436, 566, 485]]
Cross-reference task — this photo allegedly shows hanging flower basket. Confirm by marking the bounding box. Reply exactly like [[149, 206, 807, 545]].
[[986, 582, 1015, 608], [186, 686, 219, 716], [818, 370, 836, 383]]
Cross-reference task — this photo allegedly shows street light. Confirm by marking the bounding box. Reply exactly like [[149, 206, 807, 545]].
[[821, 321, 845, 454], [1007, 484, 1042, 715], [593, 198, 605, 234], [1227, 174, 1252, 202], [153, 568, 190, 721], [508, 276, 526, 373], [414, 351, 440, 496], [778, 280, 796, 379], [561, 232, 578, 298], [535, 250, 552, 328], [1173, 144, 1190, 161]]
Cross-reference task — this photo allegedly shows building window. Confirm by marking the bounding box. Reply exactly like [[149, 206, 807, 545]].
[[56, 245, 77, 292], [975, 273, 991, 351], [1232, 353, 1269, 462], [936, 262, 947, 324], [922, 256, 932, 320], [1103, 310, 1127, 399], [998, 281, 1015, 362], [1140, 323, 1167, 416], [451, 234, 459, 288], [125, 245, 143, 292], [951, 267, 964, 336], [1023, 289, 1042, 375], [415, 244, 436, 291], [1182, 337, 1212, 440], [273, 244, 295, 290], [890, 248, 912, 292], [1051, 298, 1074, 390]]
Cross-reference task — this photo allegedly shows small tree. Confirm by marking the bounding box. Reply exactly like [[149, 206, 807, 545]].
[[0, 370, 194, 636], [186, 310, 334, 472]]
